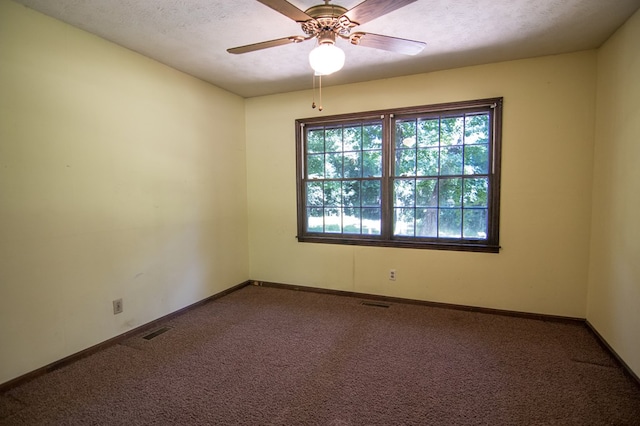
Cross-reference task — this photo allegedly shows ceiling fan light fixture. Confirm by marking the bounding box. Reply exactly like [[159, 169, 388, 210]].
[[309, 42, 345, 76]]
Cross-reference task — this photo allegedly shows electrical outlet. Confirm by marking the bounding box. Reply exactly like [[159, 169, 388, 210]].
[[113, 298, 123, 315], [389, 269, 396, 281]]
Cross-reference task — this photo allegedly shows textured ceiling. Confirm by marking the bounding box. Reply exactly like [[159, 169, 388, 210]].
[[13, 0, 640, 98]]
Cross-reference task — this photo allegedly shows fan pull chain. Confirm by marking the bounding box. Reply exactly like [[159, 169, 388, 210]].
[[318, 74, 323, 111], [311, 73, 316, 109], [311, 73, 323, 111]]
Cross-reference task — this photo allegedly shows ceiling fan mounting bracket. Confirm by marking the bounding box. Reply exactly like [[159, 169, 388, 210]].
[[288, 35, 308, 43], [349, 32, 364, 46]]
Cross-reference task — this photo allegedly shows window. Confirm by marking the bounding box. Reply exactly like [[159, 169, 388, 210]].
[[296, 98, 502, 253]]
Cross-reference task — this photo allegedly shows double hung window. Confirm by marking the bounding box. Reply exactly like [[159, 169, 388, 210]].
[[296, 98, 502, 253]]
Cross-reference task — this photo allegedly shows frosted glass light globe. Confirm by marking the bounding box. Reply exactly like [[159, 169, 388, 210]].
[[309, 43, 345, 75]]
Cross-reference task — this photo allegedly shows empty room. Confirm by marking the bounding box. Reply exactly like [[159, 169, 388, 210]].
[[1, 0, 639, 423]]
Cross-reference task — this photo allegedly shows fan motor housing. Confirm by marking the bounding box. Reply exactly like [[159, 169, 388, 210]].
[[302, 3, 355, 36], [304, 4, 348, 18]]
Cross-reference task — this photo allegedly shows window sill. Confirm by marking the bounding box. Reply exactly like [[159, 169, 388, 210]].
[[297, 235, 500, 253]]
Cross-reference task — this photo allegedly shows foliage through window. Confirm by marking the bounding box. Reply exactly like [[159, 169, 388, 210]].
[[296, 98, 502, 252]]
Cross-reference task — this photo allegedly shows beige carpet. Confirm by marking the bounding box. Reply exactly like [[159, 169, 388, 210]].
[[2, 285, 639, 425]]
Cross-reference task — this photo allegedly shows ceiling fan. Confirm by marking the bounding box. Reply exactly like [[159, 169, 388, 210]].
[[227, 0, 426, 75]]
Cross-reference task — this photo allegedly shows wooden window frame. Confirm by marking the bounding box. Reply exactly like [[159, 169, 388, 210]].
[[296, 97, 503, 253]]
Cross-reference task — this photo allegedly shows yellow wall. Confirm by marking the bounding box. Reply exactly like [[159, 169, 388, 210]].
[[588, 9, 640, 376], [0, 0, 249, 384], [246, 51, 597, 318]]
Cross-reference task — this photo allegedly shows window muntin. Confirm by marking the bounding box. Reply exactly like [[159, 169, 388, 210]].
[[296, 98, 502, 253]]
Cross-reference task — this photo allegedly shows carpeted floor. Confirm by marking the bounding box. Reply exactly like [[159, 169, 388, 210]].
[[1, 285, 639, 425]]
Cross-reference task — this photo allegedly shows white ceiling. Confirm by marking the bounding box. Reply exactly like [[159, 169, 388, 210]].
[[13, 0, 640, 98]]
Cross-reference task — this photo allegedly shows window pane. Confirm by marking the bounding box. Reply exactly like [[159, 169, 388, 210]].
[[307, 153, 325, 179], [440, 146, 463, 175], [307, 129, 325, 153], [362, 208, 381, 235], [363, 124, 382, 150], [324, 208, 341, 233], [463, 208, 488, 239], [324, 181, 341, 206], [307, 208, 323, 232], [463, 178, 488, 207], [325, 152, 343, 178], [363, 151, 382, 177], [394, 179, 415, 207], [394, 208, 415, 236], [439, 178, 462, 207], [439, 208, 462, 238], [416, 208, 438, 237], [343, 180, 361, 207], [325, 128, 342, 152], [416, 179, 438, 207], [417, 147, 439, 176], [396, 119, 417, 149], [465, 114, 489, 145], [362, 180, 381, 207], [343, 151, 362, 178], [343, 207, 361, 234], [440, 116, 464, 145], [343, 126, 362, 151], [417, 118, 439, 147], [306, 182, 323, 206], [395, 149, 416, 176], [463, 144, 489, 175]]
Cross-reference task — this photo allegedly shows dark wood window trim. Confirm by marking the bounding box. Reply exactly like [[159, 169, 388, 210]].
[[296, 98, 503, 253]]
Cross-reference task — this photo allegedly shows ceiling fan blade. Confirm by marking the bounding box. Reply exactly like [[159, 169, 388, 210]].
[[343, 0, 417, 25], [256, 0, 314, 23], [227, 35, 309, 54], [350, 32, 425, 55]]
